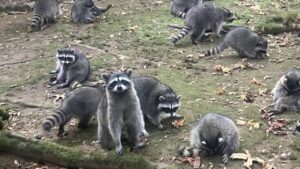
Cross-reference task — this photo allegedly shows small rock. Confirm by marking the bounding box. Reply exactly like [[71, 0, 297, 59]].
[[280, 153, 288, 160]]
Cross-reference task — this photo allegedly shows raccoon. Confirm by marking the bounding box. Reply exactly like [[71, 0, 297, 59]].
[[30, 0, 62, 31], [51, 48, 90, 89], [171, 2, 235, 45], [42, 84, 104, 137], [97, 69, 149, 155], [170, 0, 202, 19], [293, 120, 300, 135], [132, 76, 182, 129], [178, 113, 240, 164], [269, 70, 300, 116], [205, 27, 268, 58], [71, 0, 112, 23]]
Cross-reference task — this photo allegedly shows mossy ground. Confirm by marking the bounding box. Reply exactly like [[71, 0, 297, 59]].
[[0, 0, 299, 168]]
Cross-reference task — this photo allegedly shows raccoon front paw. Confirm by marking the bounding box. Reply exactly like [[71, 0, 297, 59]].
[[158, 124, 164, 129], [222, 154, 229, 164], [115, 146, 124, 155]]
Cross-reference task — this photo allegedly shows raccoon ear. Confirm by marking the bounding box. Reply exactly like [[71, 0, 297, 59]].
[[159, 96, 166, 102], [126, 69, 133, 77], [176, 95, 181, 100], [57, 48, 62, 53], [101, 73, 110, 82]]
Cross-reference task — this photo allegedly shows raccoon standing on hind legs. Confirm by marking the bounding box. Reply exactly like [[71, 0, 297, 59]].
[[51, 48, 90, 89], [178, 113, 240, 164], [71, 0, 112, 23], [30, 0, 62, 32], [205, 27, 268, 58], [97, 69, 149, 155], [171, 2, 235, 45]]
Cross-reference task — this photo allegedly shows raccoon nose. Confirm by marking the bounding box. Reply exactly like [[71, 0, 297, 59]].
[[117, 86, 122, 91]]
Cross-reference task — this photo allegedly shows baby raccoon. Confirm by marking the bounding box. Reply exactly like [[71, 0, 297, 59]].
[[171, 2, 235, 45], [178, 113, 240, 164], [71, 0, 112, 23], [269, 70, 300, 116], [97, 69, 149, 155], [171, 0, 202, 19], [42, 83, 104, 137], [132, 76, 182, 129], [51, 48, 90, 89], [205, 27, 268, 58], [30, 0, 62, 31]]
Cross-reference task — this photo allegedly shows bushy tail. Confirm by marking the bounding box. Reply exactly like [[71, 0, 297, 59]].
[[42, 108, 72, 131], [93, 4, 112, 16], [205, 42, 227, 56], [171, 26, 191, 45], [30, 13, 44, 31]]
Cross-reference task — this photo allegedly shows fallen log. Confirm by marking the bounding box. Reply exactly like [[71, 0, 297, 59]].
[[0, 131, 156, 169]]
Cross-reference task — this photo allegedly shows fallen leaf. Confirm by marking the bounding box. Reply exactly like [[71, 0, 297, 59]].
[[216, 87, 226, 95], [231, 150, 265, 169], [240, 91, 254, 103], [251, 78, 262, 85], [175, 156, 201, 169], [172, 119, 185, 128], [266, 119, 288, 136]]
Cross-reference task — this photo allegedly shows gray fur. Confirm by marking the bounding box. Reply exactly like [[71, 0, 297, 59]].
[[52, 48, 90, 89], [205, 27, 268, 58], [71, 0, 112, 23], [270, 70, 300, 115], [188, 113, 240, 164], [30, 0, 62, 31], [97, 69, 149, 155], [132, 76, 181, 129], [171, 2, 235, 45], [171, 0, 202, 19], [42, 84, 103, 137], [293, 120, 300, 135]]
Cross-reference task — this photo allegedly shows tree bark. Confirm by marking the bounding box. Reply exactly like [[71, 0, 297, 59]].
[[0, 131, 156, 169]]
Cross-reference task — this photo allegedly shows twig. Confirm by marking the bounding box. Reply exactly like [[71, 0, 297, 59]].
[[0, 98, 54, 109]]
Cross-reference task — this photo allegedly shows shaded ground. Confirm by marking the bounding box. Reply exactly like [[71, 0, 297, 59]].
[[0, 0, 300, 168]]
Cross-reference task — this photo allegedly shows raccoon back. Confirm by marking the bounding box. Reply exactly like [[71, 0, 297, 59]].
[[65, 51, 90, 82], [191, 113, 240, 150]]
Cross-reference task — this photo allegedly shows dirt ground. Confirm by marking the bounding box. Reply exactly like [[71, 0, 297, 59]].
[[0, 0, 300, 168]]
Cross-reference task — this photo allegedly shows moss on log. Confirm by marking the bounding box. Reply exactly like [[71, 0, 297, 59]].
[[0, 132, 156, 169], [255, 12, 300, 34]]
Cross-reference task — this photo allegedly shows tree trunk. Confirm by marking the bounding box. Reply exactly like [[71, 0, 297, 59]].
[[0, 131, 156, 169]]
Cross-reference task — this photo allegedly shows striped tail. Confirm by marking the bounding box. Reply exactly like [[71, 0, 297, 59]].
[[174, 11, 186, 19], [205, 42, 227, 56], [30, 13, 44, 31], [42, 108, 72, 131], [171, 26, 191, 45]]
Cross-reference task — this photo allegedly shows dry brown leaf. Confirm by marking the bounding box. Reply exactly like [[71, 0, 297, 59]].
[[258, 88, 270, 96], [266, 119, 288, 136], [231, 150, 265, 169], [172, 119, 185, 128], [251, 78, 262, 85], [213, 65, 232, 74], [216, 87, 225, 95], [53, 94, 65, 102], [240, 91, 254, 103], [178, 156, 201, 169]]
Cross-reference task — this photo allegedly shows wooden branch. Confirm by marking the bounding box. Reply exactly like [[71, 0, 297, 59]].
[[0, 98, 54, 109], [0, 131, 156, 169]]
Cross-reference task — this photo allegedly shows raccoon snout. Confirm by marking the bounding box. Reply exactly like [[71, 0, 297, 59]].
[[117, 86, 123, 91]]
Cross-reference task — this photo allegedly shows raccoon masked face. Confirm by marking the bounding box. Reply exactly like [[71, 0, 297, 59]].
[[255, 38, 268, 58], [157, 94, 181, 116], [283, 71, 300, 94], [102, 69, 133, 93], [200, 132, 224, 155], [222, 8, 235, 23], [56, 48, 76, 65]]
